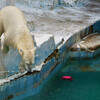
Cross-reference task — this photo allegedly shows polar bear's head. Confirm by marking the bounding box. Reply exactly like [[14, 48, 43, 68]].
[[19, 47, 36, 72]]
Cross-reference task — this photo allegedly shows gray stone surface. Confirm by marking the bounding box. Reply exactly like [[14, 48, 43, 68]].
[[16, 0, 100, 45]]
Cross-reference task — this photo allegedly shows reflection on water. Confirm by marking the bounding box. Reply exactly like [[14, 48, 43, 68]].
[[0, 46, 8, 79], [23, 56, 100, 100]]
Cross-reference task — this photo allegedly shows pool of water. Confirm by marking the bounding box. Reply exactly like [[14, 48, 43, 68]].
[[23, 56, 100, 100]]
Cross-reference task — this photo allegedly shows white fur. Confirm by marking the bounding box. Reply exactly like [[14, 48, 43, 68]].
[[0, 6, 36, 72]]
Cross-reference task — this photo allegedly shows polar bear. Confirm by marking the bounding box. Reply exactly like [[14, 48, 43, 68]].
[[0, 6, 36, 72]]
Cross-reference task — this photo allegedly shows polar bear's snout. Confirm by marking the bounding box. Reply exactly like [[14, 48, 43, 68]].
[[19, 48, 36, 72]]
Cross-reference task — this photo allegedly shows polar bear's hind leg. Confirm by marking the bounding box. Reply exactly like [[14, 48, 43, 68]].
[[1, 43, 9, 54], [0, 19, 4, 37], [1, 34, 9, 54]]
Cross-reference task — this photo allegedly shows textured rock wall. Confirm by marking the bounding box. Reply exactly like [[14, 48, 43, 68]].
[[0, 0, 88, 9], [0, 0, 15, 9], [60, 0, 88, 7], [15, 0, 59, 9]]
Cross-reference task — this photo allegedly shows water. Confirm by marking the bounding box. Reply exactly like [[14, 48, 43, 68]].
[[23, 57, 100, 100]]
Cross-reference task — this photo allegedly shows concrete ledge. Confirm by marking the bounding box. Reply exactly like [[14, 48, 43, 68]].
[[33, 33, 55, 66], [69, 48, 100, 59]]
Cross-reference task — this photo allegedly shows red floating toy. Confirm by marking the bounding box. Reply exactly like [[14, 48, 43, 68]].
[[61, 76, 73, 81]]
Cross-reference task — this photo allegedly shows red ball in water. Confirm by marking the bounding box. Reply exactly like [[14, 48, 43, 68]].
[[61, 76, 73, 81]]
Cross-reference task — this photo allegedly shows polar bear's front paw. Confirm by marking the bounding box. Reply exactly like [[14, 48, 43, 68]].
[[19, 62, 26, 73], [25, 65, 32, 73], [19, 66, 26, 73]]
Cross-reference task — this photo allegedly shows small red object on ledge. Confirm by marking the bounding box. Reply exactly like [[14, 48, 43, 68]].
[[61, 76, 73, 81]]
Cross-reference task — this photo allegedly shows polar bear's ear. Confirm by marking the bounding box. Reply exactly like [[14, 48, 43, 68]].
[[32, 47, 36, 52], [19, 49, 24, 55]]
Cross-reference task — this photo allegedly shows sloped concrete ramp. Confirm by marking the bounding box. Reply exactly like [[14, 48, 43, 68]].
[[70, 32, 100, 59], [71, 33, 100, 52]]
